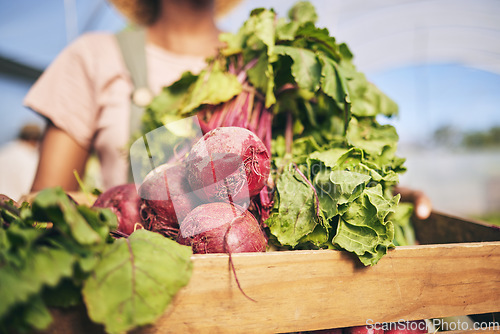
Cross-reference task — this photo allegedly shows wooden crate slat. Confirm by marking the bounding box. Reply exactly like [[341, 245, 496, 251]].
[[136, 241, 500, 333]]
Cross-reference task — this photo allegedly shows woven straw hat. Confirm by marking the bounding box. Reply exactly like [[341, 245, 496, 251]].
[[109, 0, 242, 26]]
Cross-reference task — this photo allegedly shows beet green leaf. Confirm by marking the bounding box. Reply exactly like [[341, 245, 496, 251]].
[[83, 229, 193, 334]]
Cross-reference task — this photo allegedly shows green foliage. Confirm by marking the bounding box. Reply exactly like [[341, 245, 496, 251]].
[[140, 1, 412, 265], [0, 188, 192, 334], [83, 230, 192, 334], [266, 166, 326, 247]]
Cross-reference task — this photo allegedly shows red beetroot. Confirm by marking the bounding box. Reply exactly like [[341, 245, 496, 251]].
[[343, 325, 384, 334], [384, 320, 428, 334], [0, 194, 18, 207], [92, 184, 143, 236], [176, 202, 267, 254], [185, 127, 270, 206], [138, 162, 199, 238]]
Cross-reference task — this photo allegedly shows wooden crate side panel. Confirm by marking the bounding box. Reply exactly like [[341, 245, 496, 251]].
[[139, 242, 500, 334], [414, 211, 500, 244]]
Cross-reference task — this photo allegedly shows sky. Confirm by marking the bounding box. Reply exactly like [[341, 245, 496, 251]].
[[0, 75, 40, 143], [370, 64, 500, 144]]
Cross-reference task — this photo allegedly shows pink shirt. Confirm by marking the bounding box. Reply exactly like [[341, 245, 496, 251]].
[[24, 32, 207, 190]]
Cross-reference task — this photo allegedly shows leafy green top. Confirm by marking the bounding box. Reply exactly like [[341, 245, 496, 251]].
[[141, 1, 412, 265], [0, 188, 192, 334]]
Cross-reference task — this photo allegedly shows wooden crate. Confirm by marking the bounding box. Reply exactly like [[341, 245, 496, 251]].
[[43, 211, 500, 333]]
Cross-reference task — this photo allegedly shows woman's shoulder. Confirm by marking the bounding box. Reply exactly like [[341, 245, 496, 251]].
[[61, 31, 128, 83], [67, 31, 121, 58]]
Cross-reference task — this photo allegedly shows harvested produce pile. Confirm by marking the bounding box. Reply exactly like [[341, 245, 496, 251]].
[[136, 126, 271, 255], [0, 2, 417, 333], [0, 126, 272, 333], [141, 1, 413, 265]]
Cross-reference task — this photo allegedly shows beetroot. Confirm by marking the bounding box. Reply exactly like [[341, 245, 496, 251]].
[[92, 183, 143, 236], [0, 194, 18, 207], [343, 325, 384, 334], [185, 127, 270, 206], [138, 162, 199, 238], [384, 320, 428, 334], [176, 202, 267, 254]]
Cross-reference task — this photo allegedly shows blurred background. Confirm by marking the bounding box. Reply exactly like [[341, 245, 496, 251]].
[[0, 0, 499, 222]]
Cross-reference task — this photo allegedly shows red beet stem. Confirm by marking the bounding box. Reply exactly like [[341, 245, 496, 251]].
[[224, 220, 257, 303]]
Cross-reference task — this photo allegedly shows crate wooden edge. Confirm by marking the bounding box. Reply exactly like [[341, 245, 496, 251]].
[[135, 240, 500, 334], [414, 210, 500, 245], [42, 241, 500, 334]]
